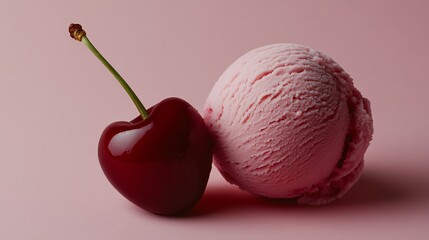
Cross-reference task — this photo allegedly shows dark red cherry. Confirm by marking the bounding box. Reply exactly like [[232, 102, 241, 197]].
[[69, 24, 212, 215], [98, 97, 212, 215]]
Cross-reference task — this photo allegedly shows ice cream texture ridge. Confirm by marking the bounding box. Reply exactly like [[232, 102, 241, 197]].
[[203, 43, 373, 205]]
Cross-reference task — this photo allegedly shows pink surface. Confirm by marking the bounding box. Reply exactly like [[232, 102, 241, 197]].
[[1, 0, 428, 239], [203, 43, 373, 205]]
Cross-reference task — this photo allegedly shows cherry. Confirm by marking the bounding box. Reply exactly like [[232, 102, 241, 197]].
[[69, 24, 212, 215]]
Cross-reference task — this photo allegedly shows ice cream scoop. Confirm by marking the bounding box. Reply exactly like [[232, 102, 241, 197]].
[[203, 43, 373, 205]]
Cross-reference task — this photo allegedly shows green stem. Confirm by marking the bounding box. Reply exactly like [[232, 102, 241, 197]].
[[81, 35, 149, 119]]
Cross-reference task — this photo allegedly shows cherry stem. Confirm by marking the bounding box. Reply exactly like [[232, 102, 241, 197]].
[[69, 23, 149, 120]]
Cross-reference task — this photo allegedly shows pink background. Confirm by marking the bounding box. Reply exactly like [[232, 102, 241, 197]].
[[1, 0, 428, 239]]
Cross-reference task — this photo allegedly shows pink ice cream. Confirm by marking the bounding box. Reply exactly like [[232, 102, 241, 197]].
[[203, 43, 373, 205]]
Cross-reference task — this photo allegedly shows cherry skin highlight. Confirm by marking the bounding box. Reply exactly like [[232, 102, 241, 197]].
[[98, 97, 212, 215]]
